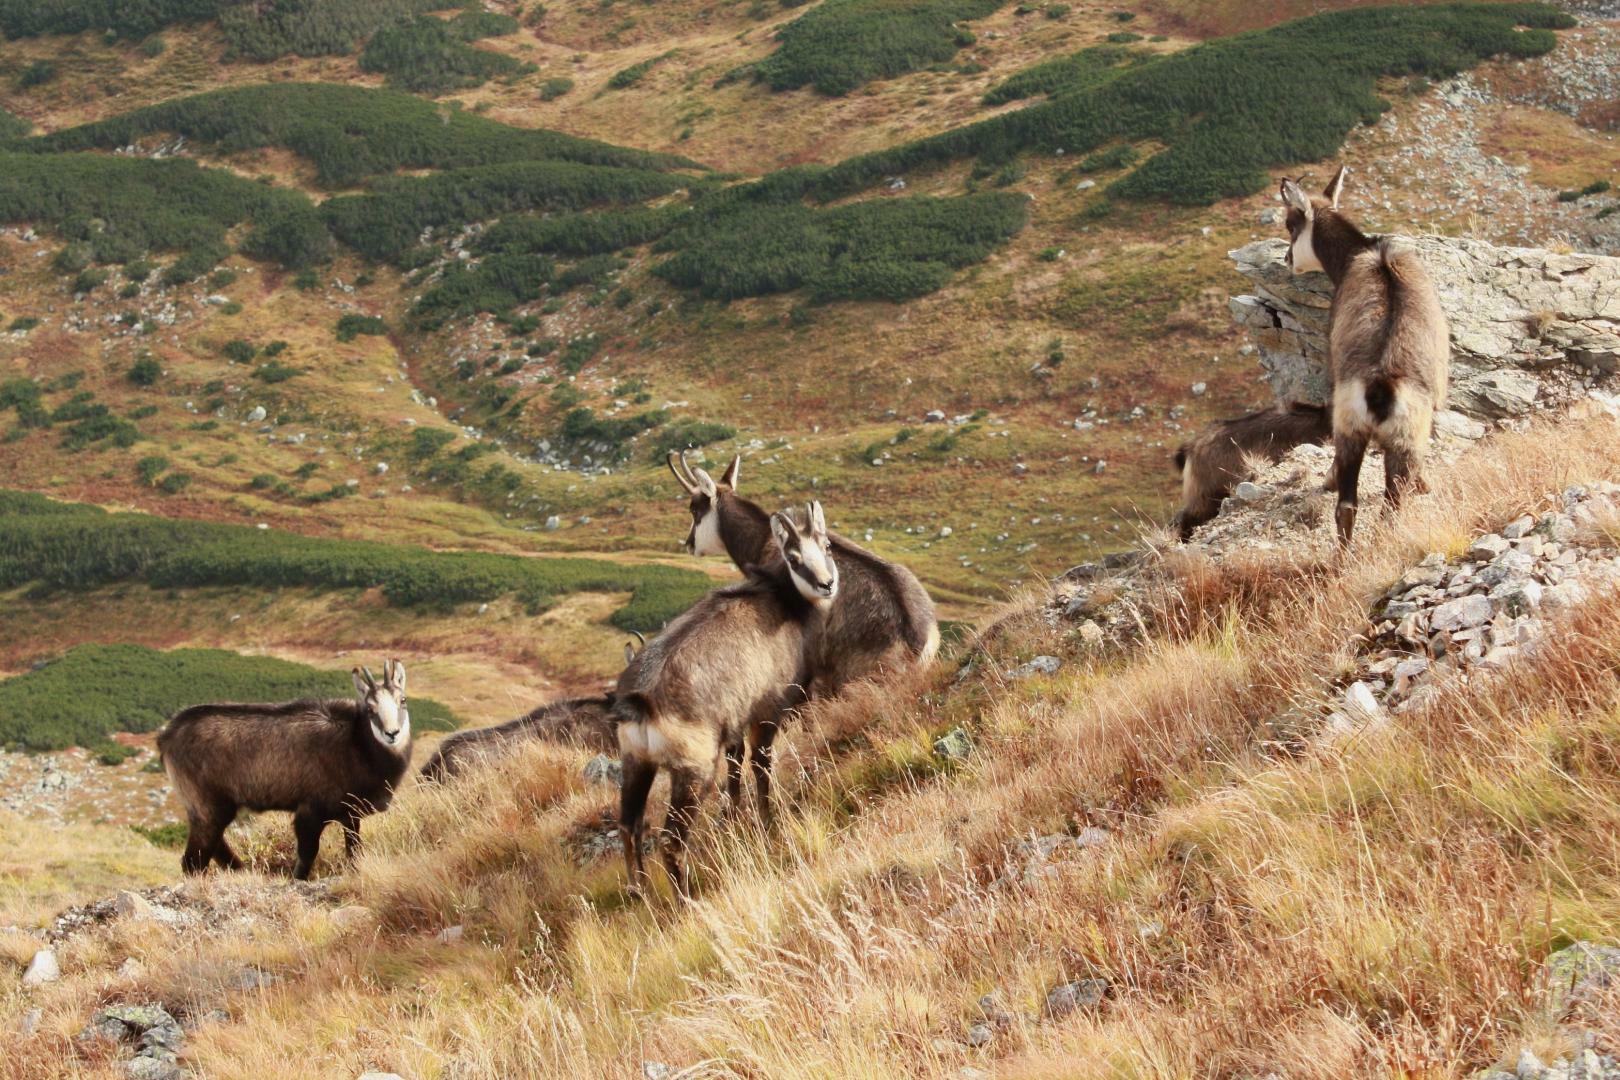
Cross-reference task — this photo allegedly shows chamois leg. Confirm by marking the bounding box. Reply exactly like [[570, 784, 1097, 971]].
[[619, 757, 657, 897], [1332, 431, 1368, 546], [181, 815, 219, 876], [1383, 445, 1424, 505], [1176, 496, 1220, 542], [291, 809, 326, 881], [722, 742, 745, 819], [661, 766, 711, 898], [338, 807, 364, 865], [211, 828, 244, 871], [748, 716, 781, 829]]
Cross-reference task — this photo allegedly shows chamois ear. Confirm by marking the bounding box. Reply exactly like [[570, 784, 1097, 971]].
[[720, 454, 741, 491], [692, 467, 718, 499], [1323, 164, 1348, 209], [351, 666, 374, 700], [623, 641, 636, 666], [770, 511, 797, 555], [1280, 177, 1311, 215], [385, 659, 406, 694], [805, 500, 828, 541]]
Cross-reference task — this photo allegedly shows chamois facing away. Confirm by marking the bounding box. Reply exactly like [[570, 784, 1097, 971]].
[[1280, 165, 1450, 543], [614, 502, 837, 896], [1173, 403, 1331, 540], [418, 635, 645, 782], [157, 660, 413, 880], [667, 450, 938, 693]]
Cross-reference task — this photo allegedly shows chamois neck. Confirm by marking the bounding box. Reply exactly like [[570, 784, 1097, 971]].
[[721, 495, 775, 567], [1314, 212, 1377, 286]]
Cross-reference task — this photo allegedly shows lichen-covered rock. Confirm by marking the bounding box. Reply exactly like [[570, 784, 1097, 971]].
[[1229, 237, 1620, 418]]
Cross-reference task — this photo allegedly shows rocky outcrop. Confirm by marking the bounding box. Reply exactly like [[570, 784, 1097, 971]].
[[1229, 237, 1620, 421]]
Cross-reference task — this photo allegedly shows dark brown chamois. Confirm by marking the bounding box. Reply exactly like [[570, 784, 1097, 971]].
[[157, 660, 412, 880], [614, 503, 836, 897], [667, 450, 938, 691], [418, 695, 618, 782], [1172, 402, 1331, 540], [1280, 165, 1450, 543]]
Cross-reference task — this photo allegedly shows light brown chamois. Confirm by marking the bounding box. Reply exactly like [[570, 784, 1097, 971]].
[[157, 661, 412, 880], [1280, 165, 1450, 543], [1173, 402, 1331, 540], [614, 503, 837, 896], [667, 450, 938, 691]]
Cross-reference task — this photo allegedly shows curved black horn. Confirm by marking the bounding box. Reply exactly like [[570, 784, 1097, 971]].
[[667, 450, 698, 494]]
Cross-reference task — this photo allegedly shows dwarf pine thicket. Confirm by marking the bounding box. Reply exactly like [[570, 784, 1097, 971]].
[[357, 13, 533, 95], [750, 0, 1004, 95], [0, 643, 458, 757], [0, 491, 710, 632]]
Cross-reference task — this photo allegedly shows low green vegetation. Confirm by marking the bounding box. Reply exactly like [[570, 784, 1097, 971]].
[[654, 190, 1026, 301], [359, 13, 532, 94], [23, 84, 694, 189], [0, 489, 711, 632], [0, 0, 222, 40], [334, 313, 386, 341], [1557, 179, 1611, 202], [608, 51, 674, 90], [816, 3, 1572, 204], [218, 0, 444, 60], [752, 0, 1002, 96], [981, 42, 1138, 106], [473, 207, 687, 259], [0, 643, 458, 756], [0, 151, 329, 280], [411, 252, 554, 327]]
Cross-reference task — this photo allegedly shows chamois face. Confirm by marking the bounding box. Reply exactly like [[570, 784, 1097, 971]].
[[669, 452, 739, 558], [352, 660, 410, 750], [1279, 165, 1349, 276], [772, 501, 838, 606]]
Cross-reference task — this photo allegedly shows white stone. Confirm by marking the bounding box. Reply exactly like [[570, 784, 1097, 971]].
[[22, 948, 59, 986]]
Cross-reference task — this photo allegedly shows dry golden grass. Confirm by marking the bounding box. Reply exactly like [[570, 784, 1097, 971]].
[[7, 413, 1620, 1078]]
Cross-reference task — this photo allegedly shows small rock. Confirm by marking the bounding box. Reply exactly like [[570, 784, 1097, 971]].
[[933, 727, 972, 761], [1044, 978, 1108, 1018], [435, 925, 464, 945], [1431, 594, 1493, 633], [1008, 655, 1062, 679], [1076, 620, 1104, 645], [229, 967, 276, 992], [966, 1022, 994, 1047], [1232, 481, 1266, 502], [1502, 515, 1536, 540], [22, 948, 59, 986], [19, 1008, 41, 1035], [245, 405, 267, 423], [1490, 578, 1543, 615], [583, 755, 622, 786], [924, 410, 946, 423], [1468, 534, 1510, 561], [1258, 207, 1282, 225], [939, 525, 953, 538], [1076, 179, 1096, 191], [1092, 460, 1107, 475], [1542, 941, 1620, 1014], [1517, 1048, 1546, 1079], [642, 1064, 672, 1080], [1342, 681, 1383, 721], [544, 515, 561, 531], [1190, 382, 1207, 396]]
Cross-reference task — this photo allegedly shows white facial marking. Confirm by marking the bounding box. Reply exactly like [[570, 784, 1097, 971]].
[[369, 691, 408, 749], [789, 542, 839, 606], [1289, 219, 1324, 275], [690, 507, 726, 557]]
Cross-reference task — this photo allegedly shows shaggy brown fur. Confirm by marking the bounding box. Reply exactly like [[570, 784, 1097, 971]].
[[418, 696, 618, 783], [613, 515, 832, 897], [1281, 165, 1450, 543], [158, 664, 412, 880], [667, 451, 938, 690], [1173, 403, 1332, 540]]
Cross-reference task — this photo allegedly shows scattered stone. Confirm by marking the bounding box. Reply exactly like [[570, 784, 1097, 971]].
[[924, 410, 946, 423], [1232, 481, 1266, 502], [1258, 207, 1282, 226], [1431, 594, 1493, 632], [1542, 942, 1620, 1014], [22, 947, 59, 985], [1044, 978, 1108, 1018], [245, 405, 267, 423], [642, 1064, 672, 1080], [583, 755, 622, 786], [435, 925, 464, 945], [544, 515, 561, 531], [1076, 620, 1104, 644], [1008, 655, 1062, 679], [1503, 515, 1537, 540], [1191, 381, 1207, 396], [933, 727, 972, 761], [1468, 534, 1510, 561], [966, 1022, 994, 1047]]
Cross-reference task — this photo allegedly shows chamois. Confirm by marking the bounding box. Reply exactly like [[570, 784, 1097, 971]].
[[1280, 165, 1450, 543], [418, 635, 645, 782], [157, 660, 412, 880], [614, 503, 837, 896], [667, 450, 938, 692], [1173, 402, 1331, 540]]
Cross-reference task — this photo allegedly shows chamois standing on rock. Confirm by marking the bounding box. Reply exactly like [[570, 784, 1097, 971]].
[[614, 503, 837, 896], [1280, 165, 1450, 543], [419, 636, 645, 782], [158, 661, 413, 880], [1173, 403, 1331, 540], [667, 450, 938, 691]]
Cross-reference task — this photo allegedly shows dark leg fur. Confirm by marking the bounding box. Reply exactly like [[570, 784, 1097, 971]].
[[1176, 498, 1219, 542], [749, 717, 780, 828], [291, 809, 326, 881], [619, 758, 657, 897], [722, 743, 745, 818], [1383, 447, 1424, 505], [661, 767, 711, 898], [1333, 432, 1368, 546], [339, 808, 364, 864]]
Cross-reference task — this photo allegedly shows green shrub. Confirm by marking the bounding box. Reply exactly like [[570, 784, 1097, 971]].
[[411, 252, 554, 327], [249, 473, 276, 489], [335, 313, 386, 341], [253, 360, 302, 383], [8, 316, 39, 332], [559, 334, 602, 373], [135, 454, 170, 486], [156, 471, 193, 494], [127, 356, 162, 385], [982, 42, 1137, 105], [654, 190, 1026, 301], [359, 14, 534, 94], [29, 83, 693, 189], [221, 339, 257, 363], [1557, 179, 1612, 202], [557, 253, 625, 290], [0, 0, 222, 41], [539, 76, 574, 100], [823, 4, 1571, 205], [132, 822, 188, 848], [0, 489, 710, 632], [408, 426, 458, 459], [753, 0, 1001, 96], [558, 406, 667, 461], [1105, 30, 1141, 43], [607, 51, 674, 89], [474, 206, 685, 259], [647, 419, 735, 459], [18, 60, 57, 88], [0, 643, 459, 753], [141, 35, 167, 56]]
